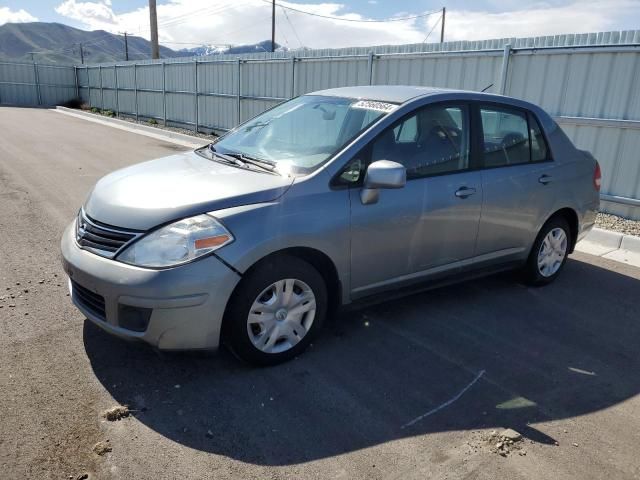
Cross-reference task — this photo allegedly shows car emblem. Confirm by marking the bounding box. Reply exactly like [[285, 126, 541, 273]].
[[77, 219, 87, 239]]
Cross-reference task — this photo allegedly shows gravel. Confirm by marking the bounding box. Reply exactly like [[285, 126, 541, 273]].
[[596, 212, 640, 237], [120, 116, 217, 141], [78, 108, 218, 141]]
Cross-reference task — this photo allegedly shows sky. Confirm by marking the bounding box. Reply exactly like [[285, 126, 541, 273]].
[[1, 0, 639, 49]]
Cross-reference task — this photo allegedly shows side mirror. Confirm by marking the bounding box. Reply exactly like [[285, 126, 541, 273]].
[[361, 160, 406, 205]]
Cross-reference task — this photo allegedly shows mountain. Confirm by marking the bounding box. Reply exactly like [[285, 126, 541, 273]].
[[179, 40, 287, 57], [178, 45, 231, 57], [0, 22, 181, 64]]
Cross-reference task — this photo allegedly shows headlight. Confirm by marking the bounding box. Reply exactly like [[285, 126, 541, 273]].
[[117, 214, 233, 268]]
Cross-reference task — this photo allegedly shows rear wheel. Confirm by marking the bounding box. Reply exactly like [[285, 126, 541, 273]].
[[223, 255, 327, 366], [524, 216, 571, 286]]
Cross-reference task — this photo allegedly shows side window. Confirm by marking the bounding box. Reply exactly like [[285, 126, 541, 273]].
[[338, 157, 364, 184], [480, 107, 530, 167], [528, 113, 549, 162], [370, 104, 470, 179], [393, 116, 417, 143]]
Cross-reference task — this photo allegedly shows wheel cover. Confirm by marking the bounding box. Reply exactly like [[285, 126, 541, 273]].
[[247, 278, 317, 354], [537, 227, 568, 277]]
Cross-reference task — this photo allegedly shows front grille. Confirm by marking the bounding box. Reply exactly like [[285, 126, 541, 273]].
[[71, 280, 106, 321], [76, 210, 142, 258]]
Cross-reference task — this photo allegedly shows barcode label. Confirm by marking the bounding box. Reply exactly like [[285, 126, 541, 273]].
[[352, 100, 397, 113]]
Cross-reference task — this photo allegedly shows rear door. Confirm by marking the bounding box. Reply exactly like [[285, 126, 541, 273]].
[[474, 103, 557, 265]]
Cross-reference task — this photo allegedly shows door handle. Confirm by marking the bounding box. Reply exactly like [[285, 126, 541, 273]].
[[455, 186, 476, 199], [538, 174, 553, 185]]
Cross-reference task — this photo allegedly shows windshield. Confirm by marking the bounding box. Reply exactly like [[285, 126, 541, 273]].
[[210, 95, 396, 174]]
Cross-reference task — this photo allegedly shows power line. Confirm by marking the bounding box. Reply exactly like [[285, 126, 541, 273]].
[[29, 31, 124, 57], [154, 1, 252, 30], [160, 15, 272, 49], [262, 1, 442, 23], [281, 5, 303, 48], [423, 13, 443, 43]]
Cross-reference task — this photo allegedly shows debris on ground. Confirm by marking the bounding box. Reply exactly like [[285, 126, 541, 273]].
[[486, 429, 525, 457], [500, 428, 522, 442], [463, 429, 529, 458], [74, 473, 89, 480], [92, 440, 112, 456], [102, 405, 130, 421]]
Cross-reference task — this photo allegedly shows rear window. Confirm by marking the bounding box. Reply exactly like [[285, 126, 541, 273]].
[[479, 106, 551, 168]]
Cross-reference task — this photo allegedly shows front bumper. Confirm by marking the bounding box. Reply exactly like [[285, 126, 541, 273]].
[[61, 221, 241, 350]]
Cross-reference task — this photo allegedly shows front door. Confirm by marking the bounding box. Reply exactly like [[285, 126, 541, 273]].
[[347, 102, 482, 298]]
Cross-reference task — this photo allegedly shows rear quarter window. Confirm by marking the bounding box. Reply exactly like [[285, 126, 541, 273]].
[[528, 113, 550, 162]]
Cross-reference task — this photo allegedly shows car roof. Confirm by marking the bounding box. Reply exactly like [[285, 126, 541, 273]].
[[309, 85, 472, 104], [309, 85, 553, 124], [308, 85, 558, 138]]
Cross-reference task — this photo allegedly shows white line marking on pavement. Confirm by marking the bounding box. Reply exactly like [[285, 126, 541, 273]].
[[401, 369, 486, 429]]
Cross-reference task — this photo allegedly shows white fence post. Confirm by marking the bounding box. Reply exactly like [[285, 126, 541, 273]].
[[98, 65, 104, 109], [236, 58, 241, 125], [290, 56, 296, 98], [33, 62, 41, 105], [134, 63, 138, 122], [114, 65, 119, 117], [162, 62, 166, 125], [74, 66, 79, 100], [367, 51, 374, 85], [194, 59, 198, 132], [86, 67, 90, 107], [499, 44, 512, 95]]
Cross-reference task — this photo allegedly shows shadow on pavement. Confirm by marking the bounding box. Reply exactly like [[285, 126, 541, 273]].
[[83, 257, 640, 465]]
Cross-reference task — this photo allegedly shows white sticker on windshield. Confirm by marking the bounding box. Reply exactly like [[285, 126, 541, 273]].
[[352, 100, 397, 113]]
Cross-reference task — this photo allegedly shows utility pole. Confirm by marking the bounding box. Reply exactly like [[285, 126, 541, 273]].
[[123, 32, 129, 61], [271, 0, 276, 52], [440, 7, 446, 43], [149, 0, 160, 59], [79, 43, 84, 64]]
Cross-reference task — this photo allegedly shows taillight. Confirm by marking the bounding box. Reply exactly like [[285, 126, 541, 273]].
[[593, 161, 601, 191]]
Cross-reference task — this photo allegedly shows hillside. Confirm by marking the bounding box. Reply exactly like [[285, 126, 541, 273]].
[[0, 22, 181, 64]]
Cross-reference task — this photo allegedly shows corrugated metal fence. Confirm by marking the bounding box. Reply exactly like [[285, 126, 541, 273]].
[[1, 30, 639, 218], [0, 61, 77, 105]]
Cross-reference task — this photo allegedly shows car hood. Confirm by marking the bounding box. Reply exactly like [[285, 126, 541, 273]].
[[84, 150, 294, 230]]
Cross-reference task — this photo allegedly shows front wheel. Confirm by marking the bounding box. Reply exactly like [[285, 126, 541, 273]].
[[223, 255, 327, 366], [524, 217, 571, 286]]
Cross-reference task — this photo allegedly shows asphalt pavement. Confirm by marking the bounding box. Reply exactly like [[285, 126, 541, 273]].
[[1, 106, 639, 480]]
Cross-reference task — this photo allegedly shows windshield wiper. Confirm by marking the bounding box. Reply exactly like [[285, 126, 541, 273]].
[[206, 145, 279, 174], [205, 147, 245, 167], [225, 152, 278, 173]]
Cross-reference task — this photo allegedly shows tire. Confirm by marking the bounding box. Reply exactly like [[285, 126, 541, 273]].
[[223, 255, 327, 366], [524, 216, 571, 286]]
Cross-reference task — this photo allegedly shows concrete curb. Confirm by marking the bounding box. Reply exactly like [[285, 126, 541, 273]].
[[576, 227, 640, 268], [54, 107, 208, 149]]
